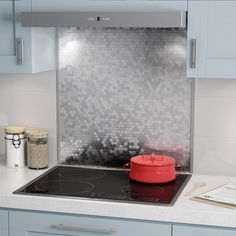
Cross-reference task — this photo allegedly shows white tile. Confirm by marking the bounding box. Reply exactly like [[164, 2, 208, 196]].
[[194, 96, 236, 138], [0, 71, 57, 164], [0, 90, 56, 129], [0, 128, 5, 156], [193, 136, 236, 176], [47, 127, 57, 166], [0, 71, 56, 92], [0, 112, 8, 126], [195, 78, 236, 98]]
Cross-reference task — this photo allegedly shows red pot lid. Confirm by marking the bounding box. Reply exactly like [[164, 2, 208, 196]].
[[131, 154, 175, 167]]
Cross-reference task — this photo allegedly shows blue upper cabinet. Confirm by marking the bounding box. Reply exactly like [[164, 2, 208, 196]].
[[187, 1, 236, 79], [187, 1, 208, 78], [0, 0, 56, 74], [206, 1, 236, 78], [31, 0, 187, 11], [0, 0, 17, 73]]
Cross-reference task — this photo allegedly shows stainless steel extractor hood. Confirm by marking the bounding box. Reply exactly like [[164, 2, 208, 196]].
[[21, 11, 187, 28]]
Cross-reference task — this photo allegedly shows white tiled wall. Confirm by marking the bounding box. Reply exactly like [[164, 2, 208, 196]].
[[194, 79, 236, 176], [0, 71, 57, 166]]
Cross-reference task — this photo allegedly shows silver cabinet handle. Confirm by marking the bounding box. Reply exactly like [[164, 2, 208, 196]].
[[190, 38, 197, 69], [17, 37, 24, 65], [51, 224, 116, 234]]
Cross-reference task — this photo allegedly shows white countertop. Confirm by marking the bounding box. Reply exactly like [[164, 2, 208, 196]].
[[0, 163, 236, 228]]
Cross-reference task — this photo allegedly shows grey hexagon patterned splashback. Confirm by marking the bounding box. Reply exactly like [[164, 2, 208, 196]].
[[58, 28, 191, 170]]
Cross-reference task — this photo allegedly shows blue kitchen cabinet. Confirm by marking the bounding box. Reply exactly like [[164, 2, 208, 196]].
[[187, 1, 208, 78], [0, 210, 8, 236], [173, 224, 236, 236], [0, 0, 17, 73], [0, 0, 56, 74], [9, 210, 171, 236], [31, 0, 187, 11], [6, 209, 236, 236], [187, 1, 236, 79]]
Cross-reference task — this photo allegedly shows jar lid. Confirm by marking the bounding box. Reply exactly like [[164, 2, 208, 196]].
[[5, 125, 25, 134], [26, 129, 48, 139], [131, 154, 175, 167]]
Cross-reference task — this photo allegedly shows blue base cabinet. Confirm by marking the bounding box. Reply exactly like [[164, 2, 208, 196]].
[[2, 209, 236, 236], [0, 0, 56, 74], [0, 229, 8, 236], [0, 210, 8, 236], [187, 1, 236, 79], [9, 211, 171, 236], [173, 224, 236, 236]]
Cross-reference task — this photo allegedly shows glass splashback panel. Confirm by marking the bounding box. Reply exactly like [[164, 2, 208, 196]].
[[58, 28, 191, 170]]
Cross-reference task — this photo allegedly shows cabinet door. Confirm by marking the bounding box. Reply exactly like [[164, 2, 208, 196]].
[[0, 0, 18, 73], [173, 224, 236, 236], [206, 1, 236, 78], [188, 1, 236, 79], [0, 229, 8, 236], [0, 0, 56, 74], [0, 0, 35, 73], [0, 210, 8, 236], [187, 1, 208, 78], [14, 0, 33, 73], [9, 210, 171, 236], [14, 0, 56, 74]]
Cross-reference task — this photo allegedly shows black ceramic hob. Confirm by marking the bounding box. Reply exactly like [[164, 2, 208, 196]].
[[14, 166, 191, 205]]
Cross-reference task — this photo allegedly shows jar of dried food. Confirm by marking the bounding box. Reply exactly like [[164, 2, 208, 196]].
[[5, 125, 26, 168], [26, 129, 48, 169]]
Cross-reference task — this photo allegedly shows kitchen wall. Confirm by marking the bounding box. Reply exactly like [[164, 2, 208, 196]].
[[194, 79, 236, 176], [0, 71, 57, 166], [0, 59, 236, 176]]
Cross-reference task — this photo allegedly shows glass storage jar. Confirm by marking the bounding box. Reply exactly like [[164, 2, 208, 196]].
[[5, 125, 26, 168], [26, 129, 48, 169]]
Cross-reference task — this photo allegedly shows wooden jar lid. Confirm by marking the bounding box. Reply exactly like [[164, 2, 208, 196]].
[[5, 125, 25, 134], [26, 129, 48, 139]]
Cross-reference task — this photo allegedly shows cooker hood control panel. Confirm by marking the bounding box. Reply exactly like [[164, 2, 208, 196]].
[[88, 16, 110, 22]]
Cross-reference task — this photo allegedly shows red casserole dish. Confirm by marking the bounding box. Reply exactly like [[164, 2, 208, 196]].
[[124, 154, 176, 184]]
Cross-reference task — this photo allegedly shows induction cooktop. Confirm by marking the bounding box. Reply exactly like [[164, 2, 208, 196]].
[[14, 166, 191, 205]]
